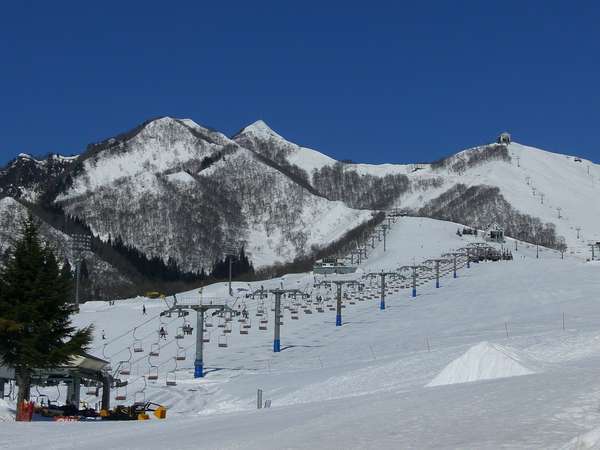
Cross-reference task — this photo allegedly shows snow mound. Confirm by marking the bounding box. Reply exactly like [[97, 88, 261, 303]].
[[0, 399, 15, 422], [560, 427, 600, 449], [427, 341, 534, 387]]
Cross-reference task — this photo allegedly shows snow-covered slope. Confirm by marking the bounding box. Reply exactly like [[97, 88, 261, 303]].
[[55, 117, 372, 270], [235, 120, 599, 255], [234, 120, 412, 178], [2, 216, 600, 448], [403, 142, 600, 258]]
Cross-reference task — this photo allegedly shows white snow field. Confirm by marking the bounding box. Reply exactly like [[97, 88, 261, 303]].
[[2, 217, 600, 449], [237, 120, 600, 259]]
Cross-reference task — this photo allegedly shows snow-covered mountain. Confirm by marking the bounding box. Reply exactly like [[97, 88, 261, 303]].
[[54, 117, 372, 271], [0, 116, 597, 300], [234, 122, 600, 256]]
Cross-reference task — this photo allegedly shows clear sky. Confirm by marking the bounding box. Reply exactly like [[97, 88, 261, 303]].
[[1, 1, 599, 165]]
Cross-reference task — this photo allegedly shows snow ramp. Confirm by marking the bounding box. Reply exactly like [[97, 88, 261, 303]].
[[427, 341, 534, 387]]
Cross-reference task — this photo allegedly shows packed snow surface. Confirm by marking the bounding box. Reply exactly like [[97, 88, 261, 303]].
[[427, 341, 535, 387], [2, 217, 600, 449]]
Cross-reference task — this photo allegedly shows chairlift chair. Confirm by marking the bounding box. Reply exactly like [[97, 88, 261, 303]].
[[175, 327, 184, 339], [243, 319, 251, 329], [134, 390, 146, 404], [218, 334, 229, 348], [259, 319, 268, 330], [133, 340, 144, 353], [224, 322, 232, 334], [119, 361, 132, 376], [176, 349, 186, 361], [166, 371, 177, 387], [203, 331, 210, 343], [147, 367, 159, 381], [86, 384, 99, 396], [149, 343, 160, 357], [115, 385, 127, 402]]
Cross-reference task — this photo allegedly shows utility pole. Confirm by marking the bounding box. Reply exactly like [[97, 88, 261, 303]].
[[161, 293, 236, 378], [424, 258, 451, 289], [557, 207, 562, 219], [223, 246, 238, 296], [576, 227, 582, 240], [365, 271, 404, 310], [377, 224, 389, 252], [398, 264, 431, 298], [315, 279, 362, 326], [442, 252, 465, 279], [71, 234, 91, 311], [269, 288, 304, 352]]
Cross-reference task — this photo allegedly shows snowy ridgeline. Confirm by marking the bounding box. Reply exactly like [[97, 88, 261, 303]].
[[1, 116, 599, 294], [2, 217, 600, 448]]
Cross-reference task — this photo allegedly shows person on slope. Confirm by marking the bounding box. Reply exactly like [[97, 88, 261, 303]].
[[159, 327, 167, 340], [142, 304, 147, 315]]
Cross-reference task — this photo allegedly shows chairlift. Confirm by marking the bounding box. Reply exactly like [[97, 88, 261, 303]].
[[291, 312, 299, 320], [202, 331, 210, 343], [147, 367, 159, 381], [115, 385, 127, 402], [134, 390, 145, 404], [166, 371, 177, 387], [218, 334, 229, 348], [243, 320, 251, 329], [149, 343, 160, 357], [224, 322, 232, 334], [175, 327, 184, 339], [119, 361, 132, 376], [176, 348, 186, 361], [86, 384, 99, 396], [259, 319, 268, 331], [205, 317, 214, 328], [131, 338, 144, 353]]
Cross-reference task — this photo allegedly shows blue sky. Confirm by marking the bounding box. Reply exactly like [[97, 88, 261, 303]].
[[0, 1, 599, 165]]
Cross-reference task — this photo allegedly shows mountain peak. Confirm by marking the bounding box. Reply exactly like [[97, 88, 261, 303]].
[[237, 120, 283, 140]]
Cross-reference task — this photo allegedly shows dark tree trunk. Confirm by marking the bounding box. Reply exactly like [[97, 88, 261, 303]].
[[15, 367, 31, 407]]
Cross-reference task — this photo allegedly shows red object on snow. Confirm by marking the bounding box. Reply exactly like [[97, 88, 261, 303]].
[[16, 401, 34, 422]]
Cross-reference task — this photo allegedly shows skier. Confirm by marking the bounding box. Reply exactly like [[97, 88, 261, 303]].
[[101, 330, 106, 340], [159, 326, 167, 340], [142, 304, 147, 315]]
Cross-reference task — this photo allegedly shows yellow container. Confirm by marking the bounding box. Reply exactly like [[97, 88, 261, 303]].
[[153, 406, 167, 419], [137, 413, 150, 421]]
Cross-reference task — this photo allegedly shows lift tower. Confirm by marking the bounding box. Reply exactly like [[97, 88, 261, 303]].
[[161, 293, 237, 378], [364, 271, 405, 310]]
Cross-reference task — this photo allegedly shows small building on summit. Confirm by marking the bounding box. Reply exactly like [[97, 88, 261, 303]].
[[497, 132, 511, 144]]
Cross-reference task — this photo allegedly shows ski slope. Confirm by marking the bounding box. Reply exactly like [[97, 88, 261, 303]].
[[2, 217, 600, 449], [236, 120, 600, 260], [402, 142, 600, 259]]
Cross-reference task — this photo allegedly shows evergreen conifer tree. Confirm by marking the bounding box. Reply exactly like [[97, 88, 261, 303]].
[[0, 216, 92, 408]]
